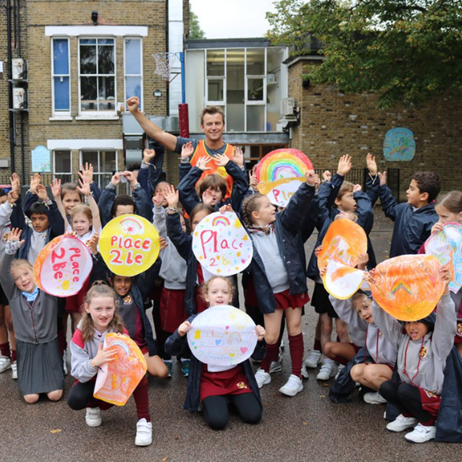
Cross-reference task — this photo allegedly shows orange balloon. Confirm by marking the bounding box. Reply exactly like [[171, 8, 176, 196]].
[[369, 255, 445, 321], [318, 218, 367, 271]]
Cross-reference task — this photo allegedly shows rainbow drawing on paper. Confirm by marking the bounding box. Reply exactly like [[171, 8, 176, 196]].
[[212, 215, 231, 227], [255, 149, 313, 183]]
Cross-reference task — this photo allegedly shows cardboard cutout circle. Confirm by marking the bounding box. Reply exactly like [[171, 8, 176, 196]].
[[255, 148, 313, 183], [99, 215, 160, 277], [192, 212, 253, 276], [369, 254, 445, 321], [258, 177, 305, 207], [323, 260, 365, 300], [187, 305, 257, 366], [94, 333, 147, 406], [318, 218, 368, 271], [425, 223, 462, 293], [33, 235, 92, 297]]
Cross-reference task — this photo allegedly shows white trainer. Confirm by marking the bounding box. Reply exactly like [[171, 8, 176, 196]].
[[269, 358, 283, 374], [85, 407, 102, 427], [363, 392, 387, 404], [386, 414, 418, 432], [304, 350, 322, 368], [135, 418, 152, 446], [334, 364, 345, 380], [0, 355, 11, 373], [316, 362, 338, 381], [279, 374, 303, 397], [254, 369, 271, 388], [63, 349, 69, 375], [404, 423, 436, 443], [11, 361, 17, 380]]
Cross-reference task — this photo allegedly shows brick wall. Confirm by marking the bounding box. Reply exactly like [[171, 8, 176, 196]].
[[288, 59, 462, 197]]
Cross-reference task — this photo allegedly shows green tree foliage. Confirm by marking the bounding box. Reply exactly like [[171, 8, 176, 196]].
[[189, 5, 206, 39], [267, 0, 462, 107]]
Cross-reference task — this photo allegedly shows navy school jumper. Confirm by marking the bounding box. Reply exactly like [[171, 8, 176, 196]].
[[244, 182, 316, 314]]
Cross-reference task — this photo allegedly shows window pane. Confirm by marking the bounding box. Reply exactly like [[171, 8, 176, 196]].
[[227, 49, 245, 131], [54, 77, 70, 111], [207, 79, 224, 102], [82, 151, 98, 170], [98, 45, 115, 74], [125, 39, 141, 74], [53, 39, 69, 75], [80, 44, 96, 74], [99, 38, 114, 45], [80, 77, 97, 111], [248, 78, 264, 101], [247, 106, 265, 131], [81, 39, 96, 45], [98, 76, 115, 110], [54, 150, 71, 173], [247, 48, 265, 75], [100, 151, 117, 173], [207, 50, 225, 76], [126, 76, 142, 101]]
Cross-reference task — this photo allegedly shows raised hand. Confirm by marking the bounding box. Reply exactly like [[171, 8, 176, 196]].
[[36, 184, 49, 202], [178, 321, 192, 337], [181, 142, 194, 159], [110, 172, 121, 186], [80, 163, 94, 184], [232, 147, 244, 167], [353, 184, 362, 193], [126, 96, 140, 114], [202, 188, 214, 205], [219, 204, 233, 214], [164, 184, 179, 209], [7, 190, 19, 204], [366, 153, 377, 175], [123, 171, 138, 187], [10, 173, 21, 196], [378, 171, 387, 186], [249, 167, 259, 192], [214, 153, 230, 168], [51, 178, 62, 199], [305, 170, 319, 186], [88, 233, 99, 255], [30, 173, 41, 193], [92, 342, 118, 368], [77, 178, 91, 197], [322, 170, 332, 182], [431, 222, 444, 234], [143, 149, 156, 163], [159, 237, 168, 251], [337, 154, 352, 177], [255, 325, 266, 341], [152, 193, 164, 208], [197, 155, 212, 171], [356, 252, 369, 270]]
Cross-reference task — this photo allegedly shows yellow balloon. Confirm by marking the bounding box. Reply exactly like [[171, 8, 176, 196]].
[[99, 215, 160, 277]]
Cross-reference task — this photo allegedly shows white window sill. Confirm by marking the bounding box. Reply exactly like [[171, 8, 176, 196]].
[[49, 116, 73, 121], [75, 115, 120, 121]]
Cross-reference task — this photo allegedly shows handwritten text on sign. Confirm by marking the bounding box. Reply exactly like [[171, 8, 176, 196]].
[[100, 215, 160, 277], [192, 212, 253, 276], [33, 235, 93, 297]]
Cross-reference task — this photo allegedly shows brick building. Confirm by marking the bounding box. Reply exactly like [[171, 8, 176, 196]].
[[1, 0, 189, 188], [286, 57, 462, 197]]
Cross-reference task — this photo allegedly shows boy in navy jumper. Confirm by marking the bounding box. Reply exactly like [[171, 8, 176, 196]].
[[367, 162, 441, 257]]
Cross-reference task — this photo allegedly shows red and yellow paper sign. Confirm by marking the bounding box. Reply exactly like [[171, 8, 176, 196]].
[[94, 334, 147, 406], [369, 254, 445, 321], [99, 215, 160, 277], [33, 235, 92, 297]]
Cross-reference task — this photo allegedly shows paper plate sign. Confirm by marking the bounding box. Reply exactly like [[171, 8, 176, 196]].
[[255, 148, 313, 183], [192, 212, 252, 276], [318, 219, 368, 271], [323, 260, 365, 300], [33, 235, 92, 297], [368, 255, 445, 322], [258, 177, 305, 207], [425, 223, 462, 293], [383, 127, 416, 162], [94, 334, 147, 406], [187, 305, 257, 366], [99, 215, 160, 277]]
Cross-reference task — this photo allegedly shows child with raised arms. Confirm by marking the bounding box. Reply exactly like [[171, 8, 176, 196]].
[[165, 276, 265, 430], [243, 170, 318, 397], [0, 228, 64, 403], [369, 267, 455, 443], [67, 284, 154, 446]]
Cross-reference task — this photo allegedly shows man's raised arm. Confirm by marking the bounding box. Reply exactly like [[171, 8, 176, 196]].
[[126, 96, 178, 152]]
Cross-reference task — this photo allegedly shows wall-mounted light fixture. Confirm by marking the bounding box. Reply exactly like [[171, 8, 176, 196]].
[[91, 11, 98, 26], [153, 89, 162, 97]]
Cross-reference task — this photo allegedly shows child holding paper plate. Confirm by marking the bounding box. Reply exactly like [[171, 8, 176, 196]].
[[242, 170, 319, 397], [165, 276, 265, 430], [0, 228, 64, 404], [67, 284, 154, 446]]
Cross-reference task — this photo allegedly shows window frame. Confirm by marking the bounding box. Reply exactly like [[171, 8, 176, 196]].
[[78, 37, 117, 116], [124, 37, 143, 111], [53, 149, 73, 183], [79, 149, 118, 189], [51, 37, 71, 116]]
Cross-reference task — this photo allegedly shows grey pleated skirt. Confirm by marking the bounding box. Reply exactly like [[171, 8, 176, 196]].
[[16, 338, 64, 396]]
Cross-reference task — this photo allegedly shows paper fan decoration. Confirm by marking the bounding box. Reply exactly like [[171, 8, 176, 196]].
[[368, 254, 445, 322]]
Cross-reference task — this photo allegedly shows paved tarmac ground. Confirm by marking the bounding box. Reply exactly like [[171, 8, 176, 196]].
[[0, 208, 458, 461]]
